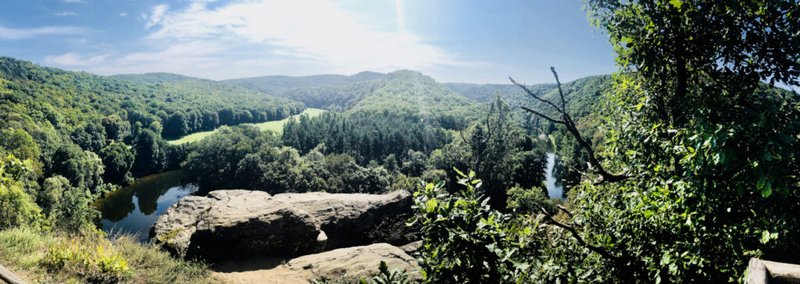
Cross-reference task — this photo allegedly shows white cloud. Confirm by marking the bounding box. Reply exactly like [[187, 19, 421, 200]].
[[44, 52, 108, 66], [54, 11, 78, 17], [63, 0, 86, 4], [144, 4, 169, 29], [119, 12, 128, 17], [146, 0, 462, 73], [0, 25, 86, 40], [43, 0, 483, 80]]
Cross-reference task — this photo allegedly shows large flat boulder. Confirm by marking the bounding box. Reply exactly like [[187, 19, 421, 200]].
[[152, 190, 412, 261], [152, 190, 326, 260], [212, 243, 420, 284]]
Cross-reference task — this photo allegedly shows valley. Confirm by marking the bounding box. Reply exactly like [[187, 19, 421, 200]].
[[1, 1, 798, 282]]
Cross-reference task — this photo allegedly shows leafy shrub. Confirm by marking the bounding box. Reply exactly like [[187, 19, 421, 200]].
[[0, 154, 43, 229], [411, 170, 543, 283], [371, 261, 410, 284], [506, 185, 556, 215]]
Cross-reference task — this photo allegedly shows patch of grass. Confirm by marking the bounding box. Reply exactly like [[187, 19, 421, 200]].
[[168, 108, 326, 145], [41, 238, 132, 283], [0, 228, 212, 284], [248, 108, 326, 133], [0, 227, 54, 271], [167, 130, 220, 145], [112, 234, 211, 284]]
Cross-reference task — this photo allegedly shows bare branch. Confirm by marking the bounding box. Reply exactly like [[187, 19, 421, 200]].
[[550, 67, 568, 112], [520, 106, 565, 125], [557, 205, 574, 218], [512, 68, 630, 186], [509, 77, 564, 113]]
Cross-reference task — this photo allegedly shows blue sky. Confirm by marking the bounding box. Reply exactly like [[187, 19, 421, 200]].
[[0, 0, 616, 84]]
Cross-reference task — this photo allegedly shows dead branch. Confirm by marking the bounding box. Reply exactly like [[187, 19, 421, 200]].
[[510, 77, 564, 113], [511, 67, 629, 185], [557, 205, 574, 218], [520, 106, 564, 125]]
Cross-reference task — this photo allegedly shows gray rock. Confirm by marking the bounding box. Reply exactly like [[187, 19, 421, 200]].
[[211, 243, 420, 283], [152, 190, 413, 261], [272, 190, 413, 248], [153, 190, 325, 260], [281, 243, 420, 282]]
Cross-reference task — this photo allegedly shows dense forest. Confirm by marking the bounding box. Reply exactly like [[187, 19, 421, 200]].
[[1, 0, 798, 282]]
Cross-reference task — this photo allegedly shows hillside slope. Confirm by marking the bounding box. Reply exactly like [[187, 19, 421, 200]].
[[0, 57, 303, 182]]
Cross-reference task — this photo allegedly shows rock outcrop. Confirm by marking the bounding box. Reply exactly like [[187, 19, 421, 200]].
[[212, 243, 420, 284], [272, 190, 412, 248], [152, 190, 326, 260], [152, 189, 411, 261], [281, 243, 420, 281]]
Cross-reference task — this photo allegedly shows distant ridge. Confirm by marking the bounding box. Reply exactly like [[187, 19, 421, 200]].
[[223, 71, 385, 95]]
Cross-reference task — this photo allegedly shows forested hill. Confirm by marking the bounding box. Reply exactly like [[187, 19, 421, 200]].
[[225, 68, 611, 130], [222, 71, 385, 95], [111, 72, 202, 84], [445, 75, 610, 113], [0, 57, 304, 187], [445, 75, 611, 136]]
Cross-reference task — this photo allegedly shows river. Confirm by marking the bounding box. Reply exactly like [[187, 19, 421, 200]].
[[94, 170, 197, 242], [544, 153, 565, 199]]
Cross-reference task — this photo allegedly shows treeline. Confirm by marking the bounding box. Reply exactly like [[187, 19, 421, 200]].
[[283, 111, 451, 164], [182, 126, 395, 194]]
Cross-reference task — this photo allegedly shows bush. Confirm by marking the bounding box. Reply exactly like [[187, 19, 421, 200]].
[[507, 185, 557, 215], [0, 154, 43, 229], [371, 261, 411, 284], [411, 170, 543, 283]]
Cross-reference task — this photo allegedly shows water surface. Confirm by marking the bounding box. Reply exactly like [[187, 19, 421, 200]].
[[94, 170, 197, 242], [545, 153, 564, 199]]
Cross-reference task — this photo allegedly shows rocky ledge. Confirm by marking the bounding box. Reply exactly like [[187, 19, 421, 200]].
[[212, 242, 421, 283], [152, 190, 412, 261]]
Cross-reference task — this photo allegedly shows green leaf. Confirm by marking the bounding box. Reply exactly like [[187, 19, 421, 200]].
[[761, 182, 773, 198], [453, 167, 465, 177], [760, 230, 771, 244], [758, 177, 773, 198], [669, 0, 683, 10], [425, 199, 438, 213]]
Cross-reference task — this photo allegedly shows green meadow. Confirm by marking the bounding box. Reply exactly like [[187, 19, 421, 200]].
[[167, 108, 326, 145]]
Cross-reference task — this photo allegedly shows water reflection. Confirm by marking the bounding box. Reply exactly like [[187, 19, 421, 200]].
[[94, 170, 197, 242], [545, 153, 564, 199]]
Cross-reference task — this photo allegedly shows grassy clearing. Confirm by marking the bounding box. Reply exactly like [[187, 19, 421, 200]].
[[248, 107, 326, 133], [167, 130, 219, 145], [0, 228, 213, 284], [168, 108, 326, 145]]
